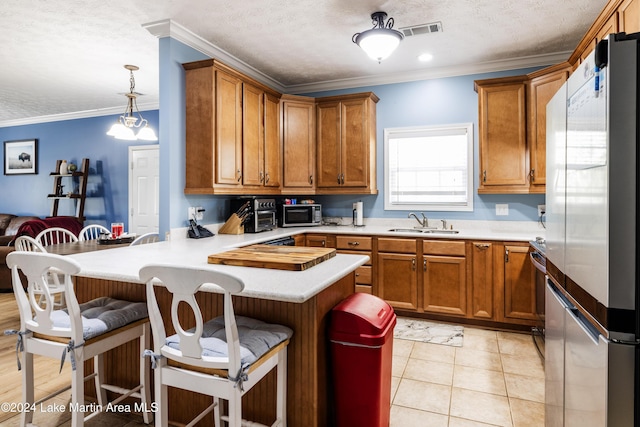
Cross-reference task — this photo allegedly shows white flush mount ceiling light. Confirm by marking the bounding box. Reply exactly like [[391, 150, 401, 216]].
[[106, 65, 158, 141], [352, 11, 404, 63]]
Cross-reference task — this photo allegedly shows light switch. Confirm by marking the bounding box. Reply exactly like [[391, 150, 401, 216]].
[[496, 204, 509, 216]]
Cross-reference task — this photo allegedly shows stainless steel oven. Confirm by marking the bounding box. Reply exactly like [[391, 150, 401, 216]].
[[529, 238, 546, 361]]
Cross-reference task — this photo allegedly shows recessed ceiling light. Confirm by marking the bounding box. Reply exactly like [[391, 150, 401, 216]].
[[418, 53, 433, 62]]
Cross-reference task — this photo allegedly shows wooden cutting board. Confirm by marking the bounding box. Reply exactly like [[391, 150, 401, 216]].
[[207, 244, 336, 271]]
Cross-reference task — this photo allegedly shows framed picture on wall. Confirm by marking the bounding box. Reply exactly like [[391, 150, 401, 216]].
[[4, 139, 38, 175]]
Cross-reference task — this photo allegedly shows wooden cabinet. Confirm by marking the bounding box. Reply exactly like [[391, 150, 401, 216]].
[[475, 76, 529, 193], [377, 238, 418, 311], [183, 59, 281, 194], [281, 95, 316, 193], [422, 240, 467, 317], [469, 242, 495, 320], [526, 64, 570, 193], [48, 158, 89, 222], [502, 244, 537, 323], [305, 233, 335, 248], [242, 89, 281, 189], [336, 236, 372, 294], [316, 93, 379, 194], [618, 0, 640, 33]]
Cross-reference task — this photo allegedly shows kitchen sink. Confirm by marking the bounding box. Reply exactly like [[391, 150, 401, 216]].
[[388, 228, 460, 234]]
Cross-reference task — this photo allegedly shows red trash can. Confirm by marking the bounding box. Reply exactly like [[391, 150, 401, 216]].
[[329, 292, 396, 427]]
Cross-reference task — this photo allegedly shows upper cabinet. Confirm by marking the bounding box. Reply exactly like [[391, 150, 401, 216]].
[[281, 95, 316, 193], [526, 63, 571, 193], [475, 76, 528, 193], [183, 60, 281, 195], [316, 93, 379, 194]]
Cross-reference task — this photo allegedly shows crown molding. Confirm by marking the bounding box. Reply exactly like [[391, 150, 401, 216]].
[[287, 51, 573, 94], [142, 19, 287, 93], [0, 102, 159, 128]]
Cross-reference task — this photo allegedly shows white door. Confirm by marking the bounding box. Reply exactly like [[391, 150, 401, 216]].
[[128, 145, 159, 235]]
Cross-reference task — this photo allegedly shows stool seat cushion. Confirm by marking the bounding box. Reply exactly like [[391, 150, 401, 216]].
[[165, 315, 293, 365], [50, 296, 148, 340]]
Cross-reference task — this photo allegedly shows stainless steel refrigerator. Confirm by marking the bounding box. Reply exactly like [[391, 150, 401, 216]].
[[545, 32, 640, 426]]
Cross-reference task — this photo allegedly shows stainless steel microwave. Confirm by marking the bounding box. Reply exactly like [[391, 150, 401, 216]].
[[278, 204, 322, 227]]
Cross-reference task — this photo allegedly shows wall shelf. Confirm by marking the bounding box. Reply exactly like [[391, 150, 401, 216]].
[[49, 158, 89, 222]]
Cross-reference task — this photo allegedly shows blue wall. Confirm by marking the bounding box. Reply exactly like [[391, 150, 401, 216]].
[[300, 70, 545, 221], [0, 37, 547, 235], [0, 113, 158, 227]]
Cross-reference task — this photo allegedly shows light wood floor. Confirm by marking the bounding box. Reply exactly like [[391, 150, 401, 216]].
[[0, 292, 147, 426]]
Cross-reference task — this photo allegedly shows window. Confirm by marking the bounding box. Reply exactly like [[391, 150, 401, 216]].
[[384, 123, 473, 211]]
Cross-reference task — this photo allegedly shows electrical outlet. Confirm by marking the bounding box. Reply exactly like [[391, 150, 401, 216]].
[[538, 204, 546, 217], [496, 204, 509, 216], [188, 207, 196, 220], [188, 207, 204, 221]]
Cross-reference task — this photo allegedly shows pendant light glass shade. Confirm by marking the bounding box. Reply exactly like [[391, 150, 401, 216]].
[[106, 65, 158, 141], [353, 12, 404, 62]]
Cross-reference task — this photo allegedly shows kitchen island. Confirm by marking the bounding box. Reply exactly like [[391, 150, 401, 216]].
[[67, 236, 368, 427]]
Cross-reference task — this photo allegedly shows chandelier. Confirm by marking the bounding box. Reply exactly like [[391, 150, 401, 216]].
[[352, 11, 404, 63], [106, 65, 158, 141]]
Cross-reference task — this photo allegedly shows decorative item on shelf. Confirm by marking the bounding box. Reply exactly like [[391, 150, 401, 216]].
[[67, 162, 77, 173], [56, 183, 64, 196], [59, 160, 68, 175], [106, 65, 158, 141], [352, 11, 404, 63]]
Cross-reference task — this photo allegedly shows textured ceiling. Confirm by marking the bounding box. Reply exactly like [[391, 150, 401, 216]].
[[0, 0, 608, 126]]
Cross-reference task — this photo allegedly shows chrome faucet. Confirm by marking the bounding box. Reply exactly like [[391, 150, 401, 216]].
[[441, 219, 447, 230], [408, 212, 429, 228]]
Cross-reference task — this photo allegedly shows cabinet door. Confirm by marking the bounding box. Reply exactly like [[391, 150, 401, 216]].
[[242, 82, 264, 186], [503, 245, 536, 322], [216, 69, 243, 185], [477, 79, 528, 192], [305, 234, 335, 248], [618, 0, 640, 33], [341, 98, 369, 187], [282, 97, 315, 190], [527, 67, 569, 193], [316, 101, 341, 187], [423, 255, 466, 316], [377, 253, 418, 311], [263, 93, 281, 188], [470, 242, 494, 320]]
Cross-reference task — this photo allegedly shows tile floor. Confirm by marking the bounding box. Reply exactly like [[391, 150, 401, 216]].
[[391, 326, 545, 427], [3, 325, 544, 426]]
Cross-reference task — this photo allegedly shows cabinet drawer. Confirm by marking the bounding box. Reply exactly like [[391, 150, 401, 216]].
[[423, 240, 466, 256], [337, 250, 371, 265], [377, 238, 417, 254], [355, 265, 372, 285], [355, 284, 372, 294], [336, 236, 372, 251]]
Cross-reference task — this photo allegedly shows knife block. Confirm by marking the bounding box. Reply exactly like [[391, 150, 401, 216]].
[[218, 213, 244, 234]]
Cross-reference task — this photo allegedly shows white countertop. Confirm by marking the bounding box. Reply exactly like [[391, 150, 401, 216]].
[[69, 219, 543, 304]]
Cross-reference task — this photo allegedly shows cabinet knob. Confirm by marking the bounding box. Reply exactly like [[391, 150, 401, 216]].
[[412, 258, 416, 271], [265, 173, 270, 184], [259, 171, 264, 183], [309, 175, 313, 185], [337, 174, 341, 184], [423, 258, 427, 271], [348, 241, 360, 246], [475, 243, 490, 250], [341, 173, 345, 184], [237, 169, 242, 182], [483, 170, 487, 183], [504, 248, 510, 263], [530, 169, 535, 182]]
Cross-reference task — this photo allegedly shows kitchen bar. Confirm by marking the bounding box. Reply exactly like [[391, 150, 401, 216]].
[[66, 236, 368, 427]]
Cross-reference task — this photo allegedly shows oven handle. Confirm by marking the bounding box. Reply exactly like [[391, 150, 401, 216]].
[[529, 251, 546, 274]]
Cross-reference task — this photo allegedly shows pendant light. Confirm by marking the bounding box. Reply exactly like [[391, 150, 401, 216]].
[[106, 65, 158, 141], [352, 11, 404, 63]]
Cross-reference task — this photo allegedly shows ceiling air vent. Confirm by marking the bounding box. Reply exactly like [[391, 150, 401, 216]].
[[399, 21, 443, 37]]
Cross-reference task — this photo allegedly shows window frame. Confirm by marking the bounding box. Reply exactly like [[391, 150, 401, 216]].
[[383, 123, 474, 212]]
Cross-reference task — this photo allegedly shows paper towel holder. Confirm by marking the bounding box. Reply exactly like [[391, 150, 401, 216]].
[[353, 201, 365, 227]]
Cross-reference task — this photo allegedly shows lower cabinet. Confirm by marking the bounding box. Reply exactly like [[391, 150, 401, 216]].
[[423, 240, 467, 317], [335, 235, 372, 294], [305, 233, 335, 248], [502, 243, 537, 323], [469, 241, 495, 320], [377, 238, 418, 310]]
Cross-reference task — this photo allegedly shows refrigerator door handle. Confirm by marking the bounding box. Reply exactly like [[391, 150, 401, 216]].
[[566, 307, 601, 345]]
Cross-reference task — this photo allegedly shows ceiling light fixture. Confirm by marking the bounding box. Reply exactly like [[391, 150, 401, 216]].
[[352, 11, 404, 63], [106, 65, 158, 141]]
